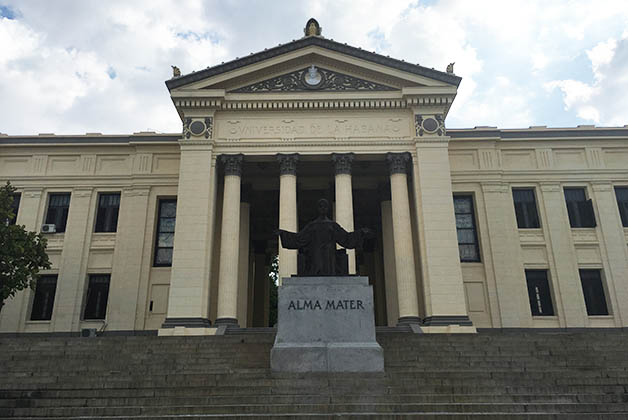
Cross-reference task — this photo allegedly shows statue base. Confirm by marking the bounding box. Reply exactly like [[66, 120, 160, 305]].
[[270, 276, 384, 372]]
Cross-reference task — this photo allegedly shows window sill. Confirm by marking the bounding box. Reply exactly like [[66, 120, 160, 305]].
[[587, 315, 613, 319], [532, 315, 558, 318], [25, 320, 52, 324]]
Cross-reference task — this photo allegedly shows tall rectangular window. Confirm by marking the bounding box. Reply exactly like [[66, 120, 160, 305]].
[[453, 195, 480, 262], [30, 275, 57, 321], [513, 188, 540, 228], [95, 193, 120, 232], [45, 193, 71, 233], [83, 274, 110, 320], [615, 187, 628, 227], [579, 269, 609, 316], [153, 199, 176, 267], [525, 270, 554, 316], [564, 187, 596, 228], [8, 193, 20, 225]]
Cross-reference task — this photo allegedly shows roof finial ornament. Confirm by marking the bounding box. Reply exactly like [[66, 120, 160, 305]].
[[171, 65, 181, 79], [304, 18, 322, 37], [446, 62, 455, 74]]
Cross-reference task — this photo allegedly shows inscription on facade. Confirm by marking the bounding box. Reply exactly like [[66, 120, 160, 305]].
[[287, 299, 365, 311], [217, 117, 409, 139]]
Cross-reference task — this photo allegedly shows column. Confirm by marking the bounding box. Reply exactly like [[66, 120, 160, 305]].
[[215, 154, 243, 326], [277, 154, 298, 283], [237, 198, 250, 327], [386, 153, 420, 325], [539, 183, 586, 326], [54, 188, 94, 332], [332, 153, 356, 274], [161, 142, 218, 333], [108, 187, 150, 331], [412, 142, 472, 329], [0, 188, 43, 332], [380, 196, 399, 327], [481, 183, 532, 327], [591, 183, 628, 326]]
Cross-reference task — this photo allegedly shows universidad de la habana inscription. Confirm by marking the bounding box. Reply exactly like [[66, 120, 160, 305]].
[[216, 115, 410, 139]]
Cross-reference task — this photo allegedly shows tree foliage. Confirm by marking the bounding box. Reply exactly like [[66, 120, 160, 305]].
[[0, 182, 51, 313]]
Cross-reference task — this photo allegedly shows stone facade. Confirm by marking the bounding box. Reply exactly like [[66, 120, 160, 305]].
[[1, 25, 627, 334]]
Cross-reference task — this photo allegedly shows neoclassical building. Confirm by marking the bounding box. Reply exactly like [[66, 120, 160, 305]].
[[1, 20, 627, 335]]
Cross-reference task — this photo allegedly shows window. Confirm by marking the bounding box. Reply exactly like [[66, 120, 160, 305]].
[[512, 188, 540, 228], [83, 274, 110, 320], [564, 187, 596, 228], [8, 193, 21, 225], [154, 199, 176, 266], [95, 193, 120, 232], [615, 187, 628, 227], [525, 270, 554, 316], [30, 275, 57, 321], [45, 193, 71, 233], [453, 195, 480, 262], [579, 269, 609, 316]]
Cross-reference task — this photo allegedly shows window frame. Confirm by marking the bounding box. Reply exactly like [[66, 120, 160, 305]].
[[8, 192, 21, 225], [29, 274, 58, 321], [524, 269, 555, 316], [579, 269, 610, 316], [564, 187, 596, 228], [512, 188, 541, 229], [94, 192, 121, 233], [453, 194, 481, 263], [82, 274, 111, 320], [614, 186, 628, 228], [45, 192, 71, 233], [153, 198, 177, 267]]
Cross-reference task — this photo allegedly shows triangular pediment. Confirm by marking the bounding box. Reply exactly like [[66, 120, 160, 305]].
[[227, 66, 397, 93]]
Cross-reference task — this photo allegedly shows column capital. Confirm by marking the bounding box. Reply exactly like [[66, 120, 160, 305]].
[[386, 152, 411, 175], [331, 153, 354, 175], [221, 154, 243, 176], [277, 153, 299, 176]]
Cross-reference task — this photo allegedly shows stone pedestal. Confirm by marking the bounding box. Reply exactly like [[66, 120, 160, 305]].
[[271, 276, 384, 372]]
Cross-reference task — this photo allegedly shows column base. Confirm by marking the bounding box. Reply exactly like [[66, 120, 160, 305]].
[[214, 317, 239, 327], [397, 316, 422, 326], [161, 317, 211, 329], [422, 315, 473, 326]]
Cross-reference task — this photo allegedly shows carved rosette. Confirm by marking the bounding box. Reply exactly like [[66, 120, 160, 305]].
[[331, 153, 354, 175], [221, 154, 243, 177], [386, 152, 411, 175], [414, 114, 446, 137], [277, 153, 299, 175]]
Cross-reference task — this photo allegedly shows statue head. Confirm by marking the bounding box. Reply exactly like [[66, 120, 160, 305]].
[[317, 198, 329, 217]]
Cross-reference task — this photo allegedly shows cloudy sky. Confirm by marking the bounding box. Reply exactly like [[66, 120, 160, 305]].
[[1, 0, 627, 135]]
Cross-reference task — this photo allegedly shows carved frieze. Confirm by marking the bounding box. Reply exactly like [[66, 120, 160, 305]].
[[230, 66, 396, 93]]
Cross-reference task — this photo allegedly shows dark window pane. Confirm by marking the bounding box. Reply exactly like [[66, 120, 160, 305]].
[[579, 269, 609, 316], [564, 188, 596, 228], [453, 195, 480, 262], [513, 189, 540, 228], [8, 193, 20, 225], [95, 193, 121, 232], [83, 274, 110, 320], [153, 199, 177, 266], [525, 270, 554, 316], [30, 275, 57, 321], [45, 193, 71, 233], [614, 187, 628, 227]]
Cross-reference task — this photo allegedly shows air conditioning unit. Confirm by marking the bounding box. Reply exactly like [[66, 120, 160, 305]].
[[41, 224, 56, 233]]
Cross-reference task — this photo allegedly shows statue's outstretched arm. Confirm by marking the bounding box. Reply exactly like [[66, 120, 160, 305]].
[[277, 228, 311, 249], [334, 223, 373, 249]]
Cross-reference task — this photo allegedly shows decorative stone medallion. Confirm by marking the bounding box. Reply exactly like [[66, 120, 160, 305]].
[[415, 114, 446, 137], [183, 117, 213, 139]]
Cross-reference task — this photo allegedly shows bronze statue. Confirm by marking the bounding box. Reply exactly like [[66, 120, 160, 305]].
[[277, 199, 373, 276]]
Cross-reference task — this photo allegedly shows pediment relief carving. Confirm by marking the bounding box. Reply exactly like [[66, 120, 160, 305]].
[[228, 66, 398, 93]]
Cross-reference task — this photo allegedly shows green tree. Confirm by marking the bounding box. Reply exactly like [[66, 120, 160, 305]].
[[0, 182, 51, 314]]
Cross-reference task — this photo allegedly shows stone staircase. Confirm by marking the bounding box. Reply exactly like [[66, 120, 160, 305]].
[[1, 330, 628, 418]]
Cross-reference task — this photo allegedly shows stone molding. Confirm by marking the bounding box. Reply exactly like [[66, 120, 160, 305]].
[[73, 188, 94, 198], [122, 187, 150, 197], [331, 153, 354, 175], [277, 153, 299, 175], [481, 183, 509, 194], [386, 152, 411, 175], [422, 315, 473, 327], [591, 182, 612, 192], [221, 154, 244, 177], [161, 317, 212, 328], [540, 183, 561, 193]]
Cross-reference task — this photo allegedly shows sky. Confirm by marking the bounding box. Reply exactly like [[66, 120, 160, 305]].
[[1, 0, 628, 135]]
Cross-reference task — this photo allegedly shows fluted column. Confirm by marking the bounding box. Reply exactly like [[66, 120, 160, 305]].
[[277, 154, 299, 283], [387, 153, 420, 325], [332, 153, 356, 274], [216, 154, 243, 326]]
